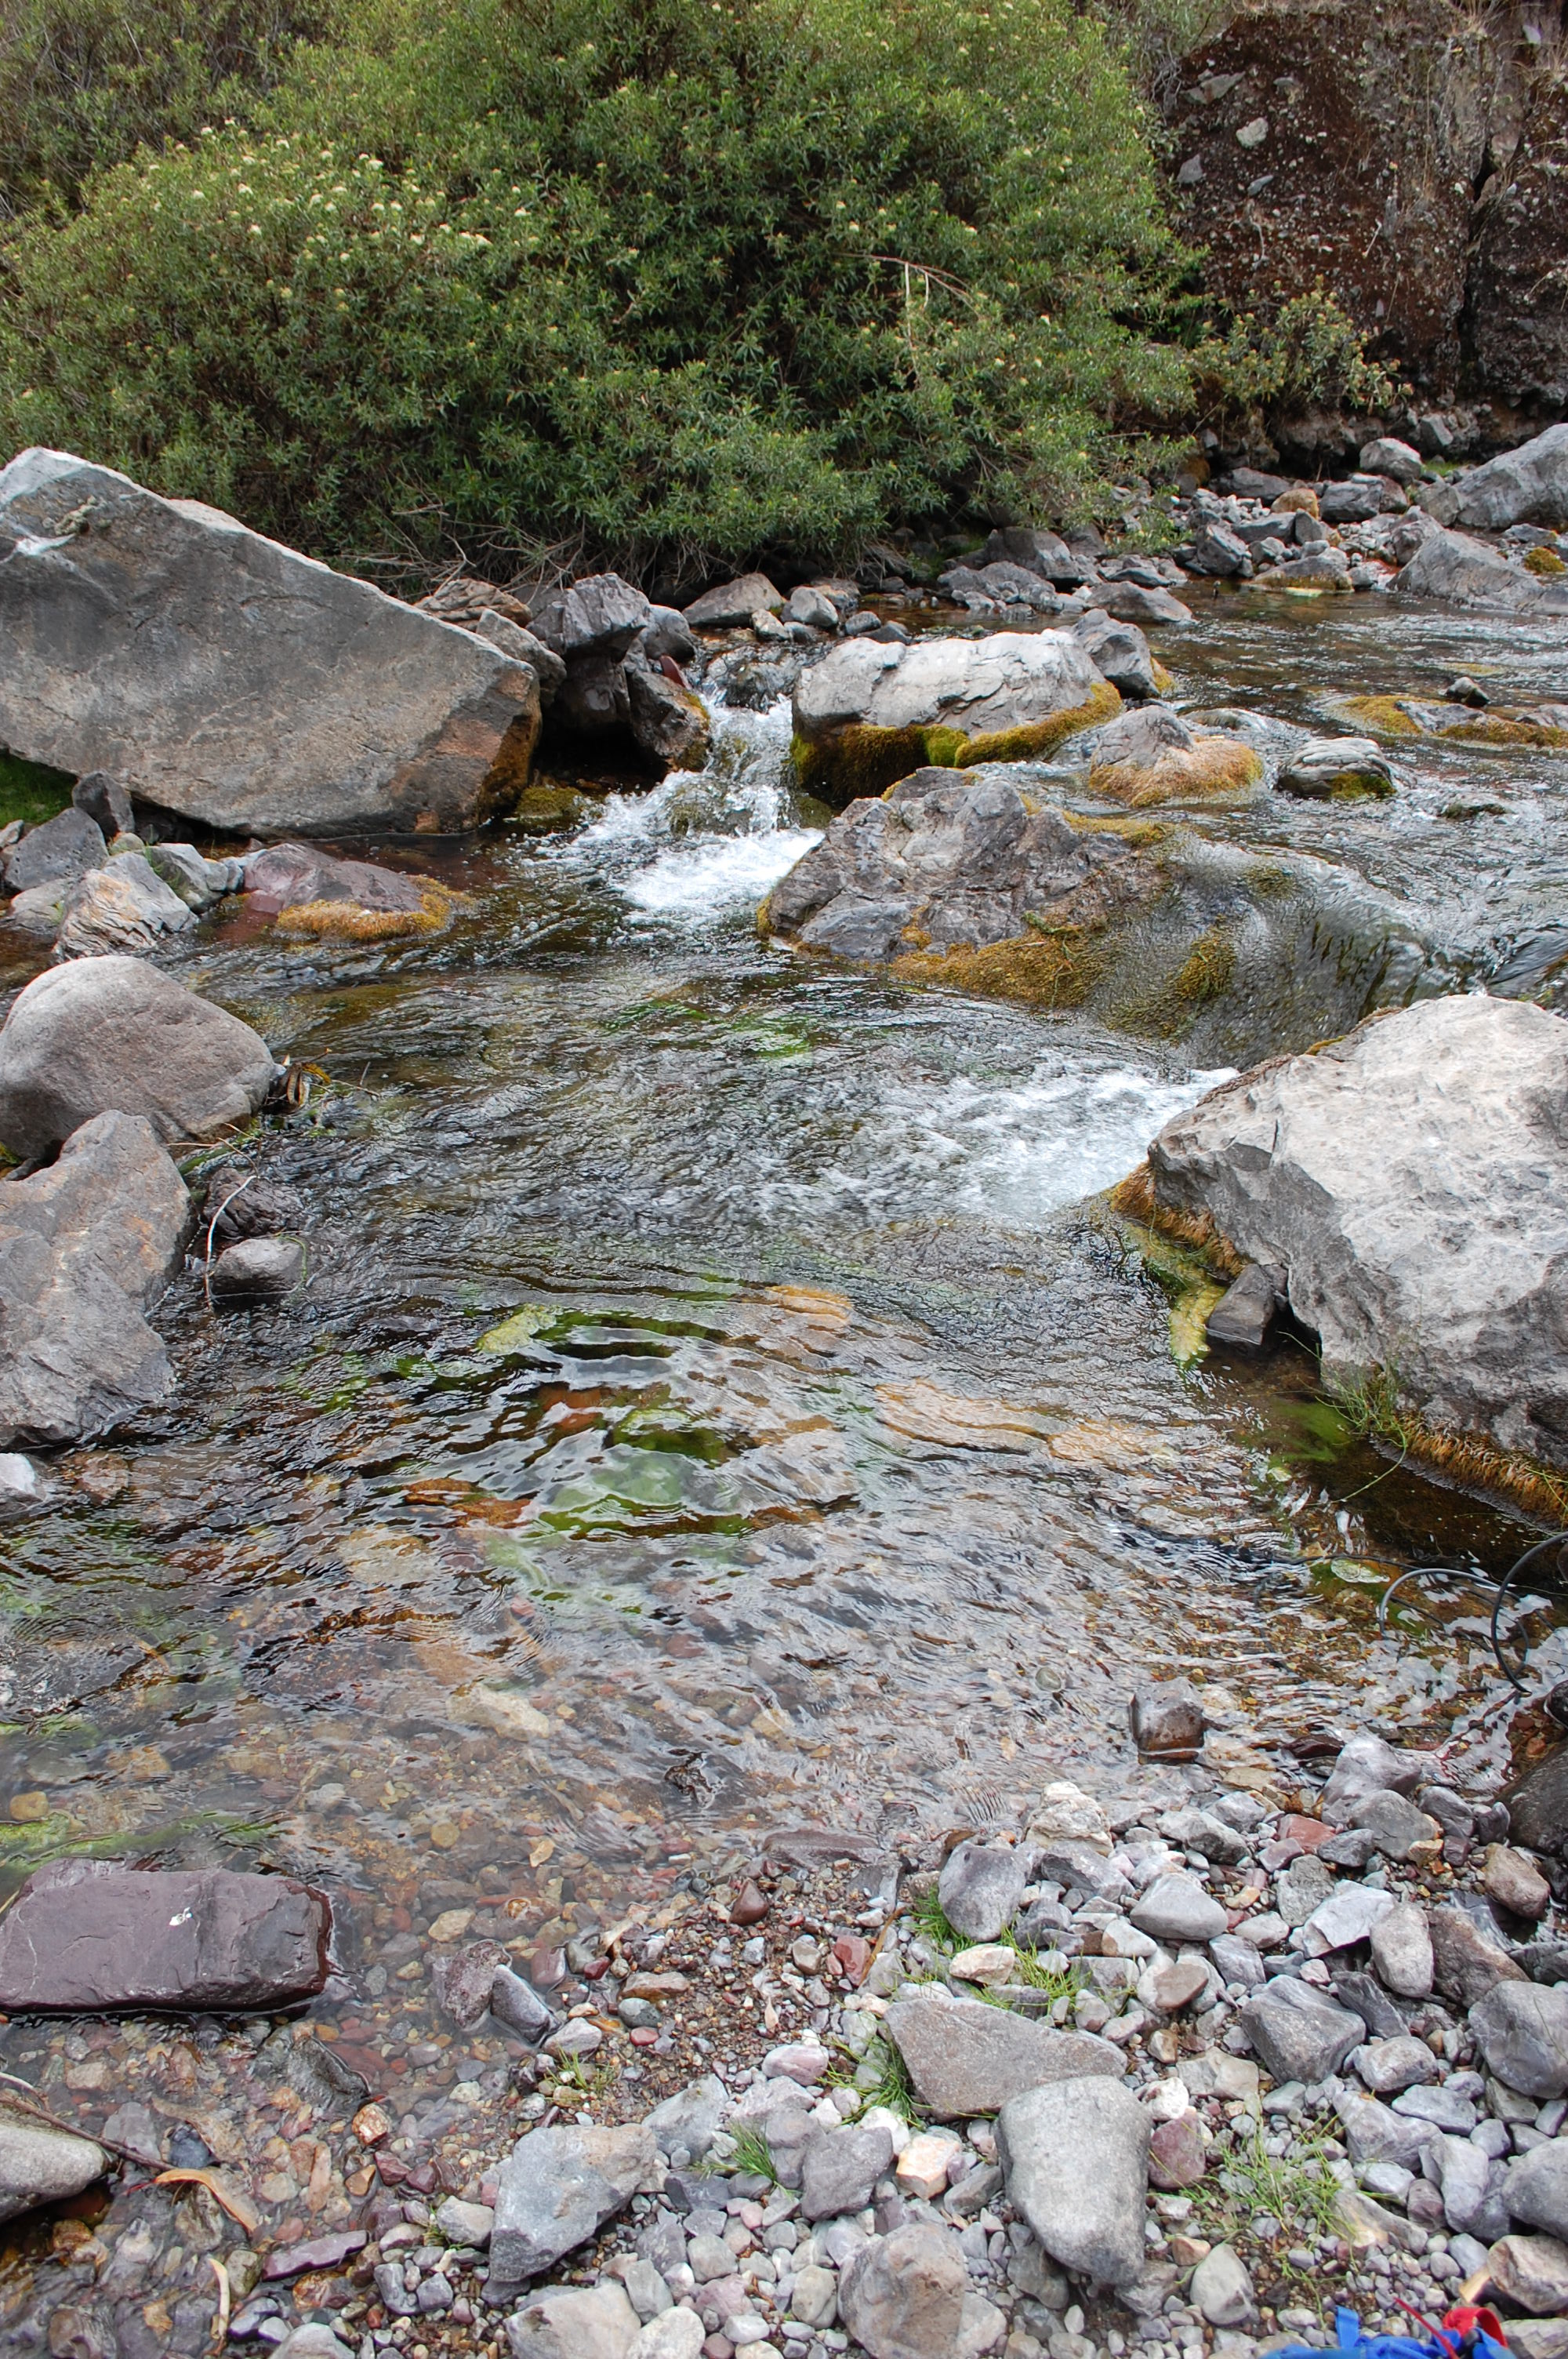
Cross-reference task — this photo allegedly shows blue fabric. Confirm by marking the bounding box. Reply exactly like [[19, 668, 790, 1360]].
[[1265, 2308, 1509, 2359]]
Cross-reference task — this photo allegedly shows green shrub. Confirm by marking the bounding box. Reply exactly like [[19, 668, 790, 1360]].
[[0, 0, 340, 219], [1192, 284, 1395, 441], [0, 0, 1192, 583]]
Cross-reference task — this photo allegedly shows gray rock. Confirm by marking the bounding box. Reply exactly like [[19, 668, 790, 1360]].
[[1320, 479, 1388, 524], [838, 2220, 1004, 2359], [488, 2124, 659, 2292], [1470, 1983, 1568, 2099], [373, 2263, 418, 2317], [1352, 2037, 1441, 2095], [1431, 1906, 1525, 2005], [0, 1858, 329, 2009], [1333, 2090, 1435, 2172], [270, 2333, 356, 2359], [996, 2076, 1152, 2287], [489, 1966, 557, 2045], [1317, 1826, 1382, 1871], [1239, 1981, 1364, 2083], [0, 1452, 49, 1521], [473, 612, 567, 701], [1029, 1841, 1129, 1903], [789, 630, 1113, 801], [800, 2122, 896, 2220], [1506, 2141, 1568, 2241], [1450, 425, 1568, 529], [434, 2197, 494, 2247], [1505, 1753, 1568, 1857], [531, 573, 654, 663], [1396, 527, 1568, 614], [884, 1996, 1123, 2117], [210, 1237, 303, 1304], [630, 2314, 704, 2359], [1144, 996, 1568, 1478], [71, 771, 136, 838], [789, 2263, 840, 2327], [939, 1842, 1028, 1943], [617, 2258, 672, 2322], [626, 664, 711, 772], [1158, 1807, 1248, 1865], [1392, 2084, 1478, 2132], [1351, 1791, 1443, 1862], [1319, 1736, 1425, 1823], [1489, 2233, 1568, 2315], [1209, 1935, 1266, 1990], [0, 449, 541, 832], [506, 2281, 641, 2359], [0, 1110, 189, 1445], [1130, 1874, 1228, 1944], [1185, 521, 1250, 576], [1334, 1966, 1414, 2038], [1190, 2245, 1258, 2328], [760, 768, 1132, 959], [1070, 611, 1158, 699], [1130, 1681, 1206, 1759], [1207, 1261, 1280, 1349], [1303, 1883, 1396, 1950], [682, 573, 783, 630], [980, 526, 1094, 587], [145, 841, 242, 911], [643, 2076, 728, 2161], [1092, 702, 1195, 768], [783, 585, 840, 631], [1360, 439, 1425, 485], [1276, 1856, 1338, 1927], [1276, 736, 1394, 800], [1484, 1843, 1552, 1920], [1370, 1905, 1434, 1999], [5, 881, 68, 940], [0, 2106, 108, 2224], [4, 809, 106, 893], [54, 850, 198, 958], [1510, 2325, 1568, 2359], [1439, 2135, 1508, 2237], [0, 955, 276, 1161], [1094, 582, 1194, 626]]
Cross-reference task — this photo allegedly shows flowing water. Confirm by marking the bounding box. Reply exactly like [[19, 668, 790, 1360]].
[[0, 586, 1564, 2238]]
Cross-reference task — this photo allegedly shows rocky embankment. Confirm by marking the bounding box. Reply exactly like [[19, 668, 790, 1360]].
[[13, 1702, 1568, 2359]]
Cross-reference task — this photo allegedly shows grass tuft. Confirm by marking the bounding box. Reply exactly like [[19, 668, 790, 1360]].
[[727, 2124, 779, 2184]]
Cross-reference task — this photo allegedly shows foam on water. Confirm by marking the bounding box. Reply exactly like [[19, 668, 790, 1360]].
[[623, 826, 822, 917]]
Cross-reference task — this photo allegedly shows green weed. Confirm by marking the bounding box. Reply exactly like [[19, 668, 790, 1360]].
[[727, 2125, 779, 2184], [1195, 2121, 1342, 2250]]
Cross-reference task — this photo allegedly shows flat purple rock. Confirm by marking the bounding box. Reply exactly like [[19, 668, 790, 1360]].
[[0, 1860, 332, 2012]]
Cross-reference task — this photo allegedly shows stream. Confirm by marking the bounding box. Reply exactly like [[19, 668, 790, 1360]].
[[1, 581, 1564, 2321]]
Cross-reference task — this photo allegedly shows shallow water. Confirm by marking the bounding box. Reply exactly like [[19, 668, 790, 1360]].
[[0, 587, 1563, 2146]]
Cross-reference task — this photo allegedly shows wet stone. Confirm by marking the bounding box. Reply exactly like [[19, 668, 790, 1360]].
[[938, 1841, 1028, 1943], [0, 1860, 330, 2011], [1130, 1681, 1207, 1760]]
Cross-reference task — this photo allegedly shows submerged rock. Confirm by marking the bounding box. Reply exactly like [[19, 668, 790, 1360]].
[[0, 956, 276, 1160], [210, 1235, 305, 1303], [1142, 994, 1568, 1476], [791, 631, 1118, 805], [0, 2107, 108, 2225], [0, 448, 541, 831], [0, 1859, 332, 2010], [0, 1110, 189, 1445]]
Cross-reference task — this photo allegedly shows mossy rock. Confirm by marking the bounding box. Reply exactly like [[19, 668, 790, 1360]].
[[1524, 546, 1567, 576], [792, 680, 1120, 809], [1338, 696, 1424, 739], [1088, 736, 1262, 809], [509, 780, 592, 834]]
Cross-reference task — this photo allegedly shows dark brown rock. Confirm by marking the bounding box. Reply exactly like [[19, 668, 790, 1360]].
[[0, 1860, 332, 2011], [1131, 1680, 1206, 1760], [433, 1940, 508, 2029], [1428, 1904, 1526, 2006]]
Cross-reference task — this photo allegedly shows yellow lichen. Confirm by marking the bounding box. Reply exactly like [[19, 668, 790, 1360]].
[[888, 925, 1110, 1009], [1338, 696, 1424, 738], [954, 678, 1123, 765], [274, 885, 458, 940], [1440, 712, 1568, 748], [1089, 736, 1262, 809], [1151, 660, 1175, 693], [794, 682, 1121, 805], [1524, 546, 1567, 576]]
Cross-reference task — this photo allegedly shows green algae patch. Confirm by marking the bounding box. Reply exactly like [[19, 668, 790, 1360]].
[[793, 682, 1120, 807], [1089, 736, 1261, 809], [889, 921, 1112, 1010], [1339, 696, 1424, 738], [479, 1305, 563, 1352]]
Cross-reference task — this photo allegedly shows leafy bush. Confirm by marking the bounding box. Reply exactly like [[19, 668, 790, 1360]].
[[0, 0, 339, 219], [1192, 284, 1395, 439], [0, 0, 1192, 583]]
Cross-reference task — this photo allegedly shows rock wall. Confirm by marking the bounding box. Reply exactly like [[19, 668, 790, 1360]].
[[1165, 0, 1568, 412]]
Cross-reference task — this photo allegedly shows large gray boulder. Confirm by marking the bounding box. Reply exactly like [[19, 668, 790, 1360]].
[[760, 769, 1135, 963], [0, 449, 541, 831], [791, 631, 1117, 803], [1396, 526, 1568, 613], [3, 808, 106, 894], [0, 2107, 107, 2224], [0, 1110, 189, 1445], [1143, 994, 1568, 1471], [1449, 426, 1568, 529], [996, 2077, 1151, 2286], [0, 1859, 331, 2009], [0, 956, 277, 1159], [487, 2124, 659, 2295], [884, 1994, 1123, 2117]]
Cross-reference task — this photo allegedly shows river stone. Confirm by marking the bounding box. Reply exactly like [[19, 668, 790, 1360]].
[[1143, 994, 1568, 1475], [1071, 611, 1159, 699], [270, 2335, 355, 2359], [4, 809, 106, 893], [1352, 2036, 1442, 2095], [626, 663, 710, 771], [242, 841, 437, 921], [1392, 2084, 1479, 2133], [0, 955, 276, 1160], [1131, 1680, 1206, 1759], [1148, 2110, 1207, 2189], [0, 449, 541, 831], [1209, 1934, 1265, 1990], [1450, 425, 1568, 529], [1361, 438, 1425, 485], [0, 2106, 108, 2224], [1512, 2328, 1568, 2359], [938, 1841, 1028, 1943], [1505, 1752, 1568, 1857], [1489, 2234, 1568, 2314], [1321, 479, 1388, 525], [760, 766, 1134, 961], [1333, 2091, 1435, 2172], [800, 2122, 896, 2220], [1303, 1881, 1396, 1949], [489, 1965, 557, 2045], [0, 1110, 189, 1446], [1371, 1904, 1434, 1998], [1191, 2245, 1258, 2327], [488, 2124, 659, 2292], [1276, 1855, 1338, 1926], [630, 2314, 703, 2359], [884, 1996, 1123, 2117], [790, 630, 1116, 801], [1470, 1983, 1568, 2099], [996, 2076, 1152, 2286], [1505, 2141, 1568, 2241], [980, 525, 1093, 587], [838, 2221, 1004, 2359], [1439, 2135, 1509, 2238], [5, 882, 68, 940], [210, 1237, 304, 1303], [1185, 520, 1250, 576], [530, 572, 652, 661], [1239, 1981, 1364, 2084], [1092, 703, 1194, 767], [1206, 1260, 1281, 1349], [1396, 526, 1568, 613], [0, 1859, 330, 2009], [1484, 1845, 1552, 1919], [53, 852, 198, 959], [1276, 736, 1395, 799], [1094, 582, 1193, 626], [146, 841, 244, 912], [1350, 1791, 1443, 1862], [682, 573, 783, 630], [644, 2076, 728, 2161], [506, 2281, 641, 2359], [1028, 1779, 1112, 1852], [1129, 1873, 1228, 1945], [1430, 1906, 1526, 2005]]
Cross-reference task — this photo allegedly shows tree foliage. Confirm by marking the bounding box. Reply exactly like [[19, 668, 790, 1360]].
[[0, 0, 1192, 581]]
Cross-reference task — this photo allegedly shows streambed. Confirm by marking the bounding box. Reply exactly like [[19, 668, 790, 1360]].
[[0, 583, 1563, 2329]]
